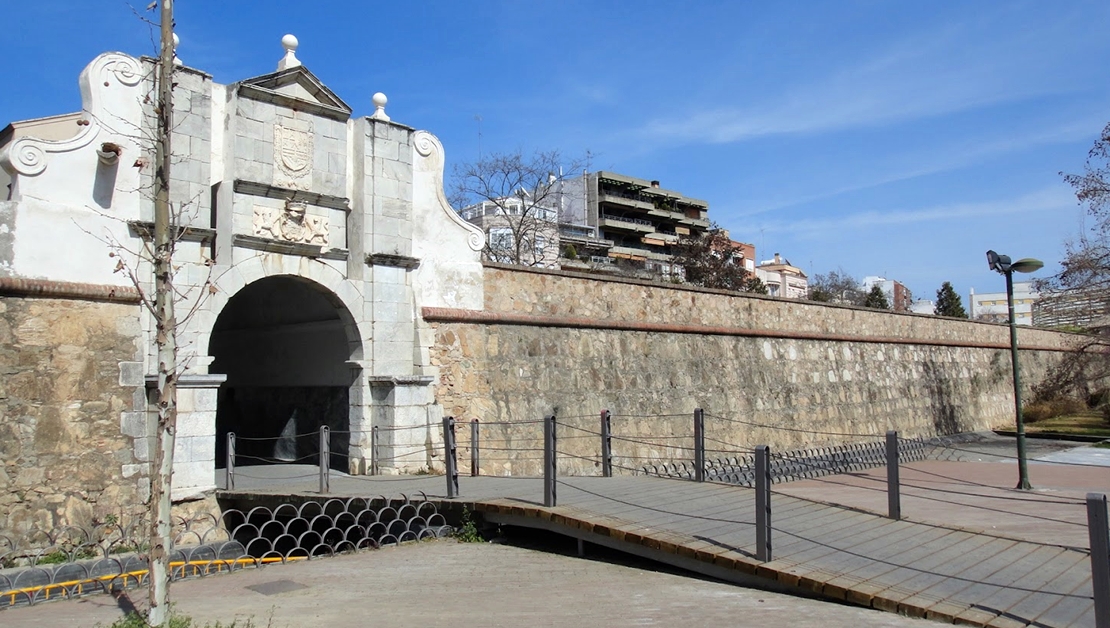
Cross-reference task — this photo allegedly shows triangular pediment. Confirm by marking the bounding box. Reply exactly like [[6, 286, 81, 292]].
[[237, 66, 351, 121]]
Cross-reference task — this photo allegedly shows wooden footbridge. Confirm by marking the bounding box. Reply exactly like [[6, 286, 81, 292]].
[[219, 460, 1108, 628]]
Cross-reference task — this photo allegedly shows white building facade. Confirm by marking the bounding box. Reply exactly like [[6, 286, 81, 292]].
[[755, 254, 808, 299], [969, 281, 1038, 325]]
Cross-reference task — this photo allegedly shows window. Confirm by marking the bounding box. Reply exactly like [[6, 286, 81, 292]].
[[489, 227, 513, 253]]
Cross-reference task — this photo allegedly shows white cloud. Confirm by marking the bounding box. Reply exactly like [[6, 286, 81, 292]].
[[731, 117, 1103, 218], [640, 19, 1082, 145], [762, 186, 1074, 237]]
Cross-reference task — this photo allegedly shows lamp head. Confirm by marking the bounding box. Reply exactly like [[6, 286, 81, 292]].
[[986, 250, 1011, 273], [1011, 258, 1043, 274]]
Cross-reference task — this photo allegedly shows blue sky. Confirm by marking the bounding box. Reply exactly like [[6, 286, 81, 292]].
[[3, 1, 1110, 304]]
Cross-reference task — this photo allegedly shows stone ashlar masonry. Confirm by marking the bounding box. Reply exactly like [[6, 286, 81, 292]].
[[426, 264, 1075, 476]]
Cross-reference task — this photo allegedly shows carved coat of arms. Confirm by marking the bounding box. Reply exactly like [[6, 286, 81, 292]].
[[274, 123, 313, 190], [254, 201, 329, 247]]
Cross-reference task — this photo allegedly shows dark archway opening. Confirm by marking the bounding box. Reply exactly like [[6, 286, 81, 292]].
[[210, 276, 357, 472]]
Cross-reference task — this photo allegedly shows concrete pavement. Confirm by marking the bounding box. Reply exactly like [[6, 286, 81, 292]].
[[3, 540, 938, 628]]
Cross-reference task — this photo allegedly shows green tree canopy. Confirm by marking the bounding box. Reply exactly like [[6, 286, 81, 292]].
[[863, 284, 890, 309], [933, 281, 968, 318], [742, 275, 769, 295], [672, 224, 763, 292]]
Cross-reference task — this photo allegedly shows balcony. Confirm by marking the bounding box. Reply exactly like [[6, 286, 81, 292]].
[[642, 232, 678, 245], [608, 244, 672, 261], [600, 214, 656, 233], [677, 215, 710, 230], [598, 191, 654, 212]]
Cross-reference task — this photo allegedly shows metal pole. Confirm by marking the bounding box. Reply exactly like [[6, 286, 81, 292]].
[[443, 416, 458, 498], [226, 432, 235, 490], [1007, 269, 1032, 490], [1088, 493, 1110, 628], [318, 426, 330, 494], [544, 414, 557, 507], [694, 408, 705, 482], [886, 430, 901, 521], [471, 419, 480, 477], [370, 426, 378, 476], [600, 410, 612, 478], [755, 445, 772, 562]]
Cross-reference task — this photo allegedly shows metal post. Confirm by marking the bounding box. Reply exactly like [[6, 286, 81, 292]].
[[886, 430, 901, 521], [1007, 270, 1032, 490], [471, 419, 480, 477], [318, 426, 330, 494], [600, 410, 612, 478], [226, 432, 235, 490], [1088, 493, 1110, 628], [370, 426, 379, 476], [544, 414, 557, 507], [443, 416, 459, 498], [755, 445, 772, 562], [694, 408, 705, 482]]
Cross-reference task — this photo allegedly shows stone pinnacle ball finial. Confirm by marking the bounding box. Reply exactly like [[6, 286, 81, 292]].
[[172, 33, 182, 66], [278, 34, 301, 71], [370, 92, 390, 122]]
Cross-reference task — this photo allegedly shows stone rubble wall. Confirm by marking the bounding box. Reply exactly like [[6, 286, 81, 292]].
[[427, 265, 1076, 475], [0, 296, 147, 540]]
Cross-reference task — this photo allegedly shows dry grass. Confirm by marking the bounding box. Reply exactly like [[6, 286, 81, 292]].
[[1020, 411, 1110, 437]]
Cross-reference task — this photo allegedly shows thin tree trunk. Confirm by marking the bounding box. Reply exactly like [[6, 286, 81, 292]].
[[148, 1, 177, 624]]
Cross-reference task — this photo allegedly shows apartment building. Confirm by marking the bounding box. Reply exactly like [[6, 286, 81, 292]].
[[1032, 288, 1109, 329], [460, 170, 711, 272], [862, 276, 913, 312], [457, 198, 560, 267], [969, 281, 1038, 325], [582, 171, 711, 269], [755, 253, 808, 299]]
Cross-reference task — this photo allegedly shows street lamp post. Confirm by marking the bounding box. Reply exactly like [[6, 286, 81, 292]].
[[986, 250, 1044, 491]]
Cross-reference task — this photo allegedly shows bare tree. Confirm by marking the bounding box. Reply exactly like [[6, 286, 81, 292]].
[[1029, 121, 1110, 410], [807, 268, 864, 305], [147, 2, 178, 625], [1037, 122, 1110, 298], [451, 150, 581, 266]]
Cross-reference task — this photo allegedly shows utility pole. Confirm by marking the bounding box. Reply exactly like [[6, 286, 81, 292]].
[[148, 1, 178, 624]]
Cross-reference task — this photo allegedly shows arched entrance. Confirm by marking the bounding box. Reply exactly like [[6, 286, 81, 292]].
[[210, 275, 360, 472]]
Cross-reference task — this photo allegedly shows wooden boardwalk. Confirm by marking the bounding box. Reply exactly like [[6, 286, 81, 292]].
[[219, 468, 1099, 628]]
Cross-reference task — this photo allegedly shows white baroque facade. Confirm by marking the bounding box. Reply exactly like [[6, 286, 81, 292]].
[[0, 39, 484, 500]]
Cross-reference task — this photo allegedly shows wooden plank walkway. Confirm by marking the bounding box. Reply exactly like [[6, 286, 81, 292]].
[[219, 469, 1098, 628]]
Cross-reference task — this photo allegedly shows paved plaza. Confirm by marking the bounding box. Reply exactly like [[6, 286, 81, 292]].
[[2, 434, 1107, 627], [3, 541, 938, 628]]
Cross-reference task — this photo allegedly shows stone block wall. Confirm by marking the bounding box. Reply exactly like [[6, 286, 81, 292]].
[[0, 296, 147, 538], [140, 60, 213, 227], [426, 265, 1076, 474]]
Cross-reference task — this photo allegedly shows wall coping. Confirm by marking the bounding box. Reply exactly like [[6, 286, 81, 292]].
[[0, 277, 142, 304], [422, 307, 1074, 352]]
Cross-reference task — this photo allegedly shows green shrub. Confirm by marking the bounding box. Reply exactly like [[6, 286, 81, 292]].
[[454, 508, 482, 543]]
